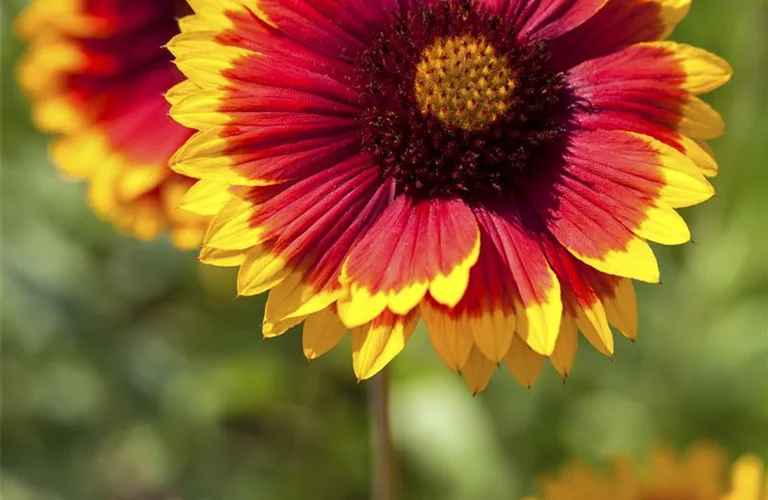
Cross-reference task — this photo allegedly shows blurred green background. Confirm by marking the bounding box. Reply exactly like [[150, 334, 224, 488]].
[[1, 0, 766, 498]]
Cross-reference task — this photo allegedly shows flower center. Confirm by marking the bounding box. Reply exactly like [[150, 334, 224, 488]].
[[356, 0, 572, 202], [414, 35, 515, 132]]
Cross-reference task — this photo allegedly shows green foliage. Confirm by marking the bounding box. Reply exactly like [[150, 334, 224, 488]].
[[2, 0, 766, 498]]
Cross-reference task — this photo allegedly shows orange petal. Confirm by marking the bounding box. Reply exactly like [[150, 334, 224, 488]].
[[421, 300, 474, 372], [550, 314, 578, 379], [460, 346, 497, 395], [505, 335, 546, 389]]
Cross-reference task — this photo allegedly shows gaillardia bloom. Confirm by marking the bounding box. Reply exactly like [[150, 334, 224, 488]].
[[169, 0, 731, 390], [16, 0, 207, 248], [529, 444, 767, 500]]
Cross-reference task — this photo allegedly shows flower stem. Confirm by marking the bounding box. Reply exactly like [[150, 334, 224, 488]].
[[369, 366, 396, 500]]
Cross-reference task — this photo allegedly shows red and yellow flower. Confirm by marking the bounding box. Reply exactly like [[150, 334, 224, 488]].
[[167, 0, 731, 390], [529, 444, 767, 500], [16, 0, 207, 248]]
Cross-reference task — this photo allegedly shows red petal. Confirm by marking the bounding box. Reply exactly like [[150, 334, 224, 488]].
[[549, 0, 690, 69], [253, 0, 402, 60], [569, 43, 725, 145], [501, 0, 608, 41], [339, 196, 480, 327], [474, 207, 562, 355]]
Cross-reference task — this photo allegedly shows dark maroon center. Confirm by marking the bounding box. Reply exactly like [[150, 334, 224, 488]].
[[356, 0, 573, 202]]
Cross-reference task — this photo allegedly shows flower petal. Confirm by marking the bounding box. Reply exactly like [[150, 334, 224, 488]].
[[469, 305, 516, 365], [181, 179, 234, 216], [550, 314, 578, 379], [262, 315, 305, 339], [530, 130, 714, 282], [504, 334, 546, 388], [680, 136, 719, 177], [601, 279, 639, 340], [460, 345, 497, 395], [570, 42, 729, 151], [186, 0, 250, 31], [302, 307, 348, 361], [550, 0, 692, 69], [264, 269, 340, 329], [421, 244, 519, 367], [252, 159, 392, 330], [476, 208, 562, 356], [171, 125, 362, 187], [199, 247, 247, 267], [204, 193, 263, 250], [421, 299, 475, 371], [423, 219, 520, 365], [237, 247, 289, 297], [339, 197, 480, 327], [351, 310, 419, 380], [502, 0, 609, 41], [575, 300, 614, 357], [255, 0, 402, 60], [543, 236, 627, 357]]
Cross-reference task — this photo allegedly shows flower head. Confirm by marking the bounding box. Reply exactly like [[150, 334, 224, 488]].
[[530, 444, 766, 500], [17, 0, 207, 248], [169, 0, 731, 390]]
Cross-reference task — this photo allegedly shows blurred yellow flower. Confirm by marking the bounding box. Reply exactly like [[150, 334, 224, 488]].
[[15, 0, 207, 249], [526, 444, 767, 500]]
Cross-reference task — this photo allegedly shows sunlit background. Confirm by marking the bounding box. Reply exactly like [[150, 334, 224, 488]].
[[2, 0, 766, 498]]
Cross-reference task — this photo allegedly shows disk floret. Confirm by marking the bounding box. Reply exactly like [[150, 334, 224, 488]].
[[415, 35, 516, 131], [357, 1, 570, 201]]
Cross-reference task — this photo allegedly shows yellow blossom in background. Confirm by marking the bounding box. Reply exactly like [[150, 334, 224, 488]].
[[525, 444, 767, 500]]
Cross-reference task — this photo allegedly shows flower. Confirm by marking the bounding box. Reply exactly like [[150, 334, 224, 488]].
[[528, 444, 767, 500], [16, 0, 207, 248], [168, 0, 731, 390]]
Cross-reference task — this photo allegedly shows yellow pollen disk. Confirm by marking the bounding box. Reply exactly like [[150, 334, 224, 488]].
[[414, 35, 515, 131]]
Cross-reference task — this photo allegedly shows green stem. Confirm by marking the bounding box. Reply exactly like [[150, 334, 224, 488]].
[[369, 366, 396, 500]]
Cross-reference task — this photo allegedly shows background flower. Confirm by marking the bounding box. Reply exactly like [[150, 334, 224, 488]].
[[16, 0, 207, 248], [529, 443, 766, 500], [1, 0, 765, 499]]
